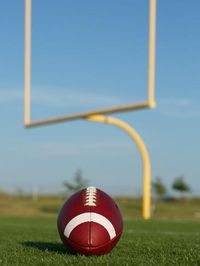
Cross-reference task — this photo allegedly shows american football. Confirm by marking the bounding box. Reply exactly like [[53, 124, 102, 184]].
[[57, 186, 123, 256]]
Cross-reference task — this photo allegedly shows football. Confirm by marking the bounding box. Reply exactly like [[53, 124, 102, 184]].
[[57, 186, 123, 256]]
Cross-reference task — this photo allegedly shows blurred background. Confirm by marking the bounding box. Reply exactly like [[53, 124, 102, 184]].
[[0, 1, 200, 218]]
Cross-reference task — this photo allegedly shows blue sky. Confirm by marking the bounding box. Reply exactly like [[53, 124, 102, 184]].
[[0, 0, 200, 196]]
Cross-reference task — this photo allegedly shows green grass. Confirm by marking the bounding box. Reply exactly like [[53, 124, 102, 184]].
[[0, 196, 200, 265], [0, 217, 200, 266]]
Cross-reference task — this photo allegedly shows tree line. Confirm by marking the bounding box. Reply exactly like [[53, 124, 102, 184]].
[[63, 170, 191, 200], [152, 176, 191, 200]]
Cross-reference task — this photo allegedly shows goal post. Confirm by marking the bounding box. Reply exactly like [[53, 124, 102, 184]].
[[24, 0, 157, 219], [24, 0, 156, 128]]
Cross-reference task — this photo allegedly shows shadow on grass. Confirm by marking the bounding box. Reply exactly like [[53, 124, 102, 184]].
[[21, 241, 75, 255]]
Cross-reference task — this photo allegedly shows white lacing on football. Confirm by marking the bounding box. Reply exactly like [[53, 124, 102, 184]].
[[84, 186, 97, 206]]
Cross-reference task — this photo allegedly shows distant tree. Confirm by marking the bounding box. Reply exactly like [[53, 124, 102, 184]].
[[172, 176, 190, 197], [63, 169, 89, 195], [152, 177, 167, 200]]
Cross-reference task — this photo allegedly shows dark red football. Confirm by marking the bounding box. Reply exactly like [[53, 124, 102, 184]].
[[57, 186, 123, 256]]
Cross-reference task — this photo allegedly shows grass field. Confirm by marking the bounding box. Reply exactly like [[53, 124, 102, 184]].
[[0, 195, 200, 265], [0, 217, 200, 266]]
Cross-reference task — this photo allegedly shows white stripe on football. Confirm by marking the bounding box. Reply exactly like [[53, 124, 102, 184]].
[[64, 212, 116, 240]]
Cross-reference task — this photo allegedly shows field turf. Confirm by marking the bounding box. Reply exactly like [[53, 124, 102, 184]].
[[0, 217, 199, 266]]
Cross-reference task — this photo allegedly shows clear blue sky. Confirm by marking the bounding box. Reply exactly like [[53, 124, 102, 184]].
[[0, 0, 200, 196]]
